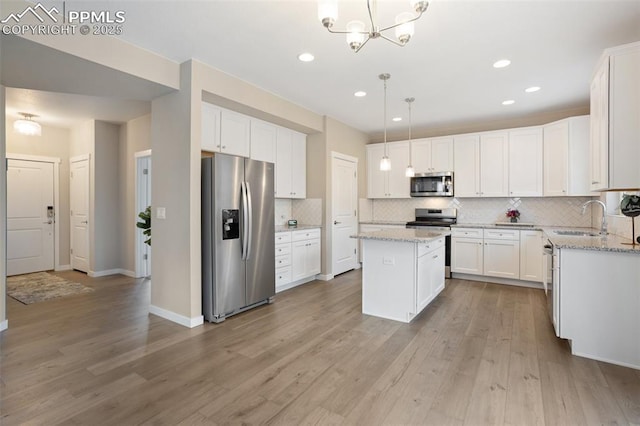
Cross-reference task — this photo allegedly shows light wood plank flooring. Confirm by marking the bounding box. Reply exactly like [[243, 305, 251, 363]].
[[1, 269, 639, 425]]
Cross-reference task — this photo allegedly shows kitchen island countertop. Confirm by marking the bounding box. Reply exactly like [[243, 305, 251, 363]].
[[351, 228, 450, 244]]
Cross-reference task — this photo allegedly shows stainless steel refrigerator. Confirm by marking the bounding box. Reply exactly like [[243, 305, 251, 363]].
[[201, 154, 275, 323]]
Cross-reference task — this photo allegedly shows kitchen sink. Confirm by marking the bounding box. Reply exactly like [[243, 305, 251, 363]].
[[553, 230, 601, 237]]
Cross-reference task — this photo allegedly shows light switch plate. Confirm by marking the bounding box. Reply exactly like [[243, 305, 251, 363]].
[[382, 256, 395, 265], [156, 207, 166, 219]]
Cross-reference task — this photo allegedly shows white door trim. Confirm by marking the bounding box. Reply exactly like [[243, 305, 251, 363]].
[[330, 151, 359, 277], [135, 149, 152, 278], [7, 153, 62, 271]]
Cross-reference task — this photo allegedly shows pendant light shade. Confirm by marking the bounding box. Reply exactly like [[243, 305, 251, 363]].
[[14, 113, 42, 136], [379, 73, 391, 171], [405, 97, 415, 177]]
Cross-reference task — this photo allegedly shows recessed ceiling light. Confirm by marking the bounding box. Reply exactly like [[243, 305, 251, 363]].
[[493, 59, 511, 68], [502, 100, 515, 105], [392, 117, 402, 122], [354, 91, 367, 97], [525, 86, 541, 93], [298, 52, 314, 62]]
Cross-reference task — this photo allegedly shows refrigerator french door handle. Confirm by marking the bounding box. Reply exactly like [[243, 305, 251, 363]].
[[241, 181, 248, 261], [245, 181, 253, 260]]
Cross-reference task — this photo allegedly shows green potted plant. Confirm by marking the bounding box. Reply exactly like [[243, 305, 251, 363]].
[[136, 206, 151, 246]]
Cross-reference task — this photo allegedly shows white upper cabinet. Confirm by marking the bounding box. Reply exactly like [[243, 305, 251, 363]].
[[509, 127, 543, 197], [201, 103, 250, 157], [220, 109, 251, 157], [590, 41, 640, 191], [201, 102, 221, 152], [275, 127, 306, 199], [453, 134, 481, 197], [411, 137, 454, 174], [480, 131, 509, 197], [250, 119, 277, 163], [544, 116, 591, 196], [366, 142, 410, 198]]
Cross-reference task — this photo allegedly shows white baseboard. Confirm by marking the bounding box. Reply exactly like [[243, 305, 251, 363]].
[[55, 264, 72, 271], [89, 268, 136, 278], [0, 319, 8, 332], [451, 273, 544, 290], [149, 304, 204, 328], [316, 274, 334, 281]]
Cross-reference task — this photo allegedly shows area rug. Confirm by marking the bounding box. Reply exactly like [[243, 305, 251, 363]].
[[7, 272, 94, 305]]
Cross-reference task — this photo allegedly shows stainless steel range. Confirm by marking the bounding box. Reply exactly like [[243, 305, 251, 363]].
[[406, 208, 457, 278]]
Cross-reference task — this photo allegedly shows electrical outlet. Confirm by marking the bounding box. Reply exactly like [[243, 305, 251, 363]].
[[383, 256, 395, 265]]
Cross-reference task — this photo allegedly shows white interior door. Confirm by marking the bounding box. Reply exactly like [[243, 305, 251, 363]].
[[331, 153, 358, 276], [7, 159, 54, 276], [135, 154, 152, 278], [70, 157, 90, 273]]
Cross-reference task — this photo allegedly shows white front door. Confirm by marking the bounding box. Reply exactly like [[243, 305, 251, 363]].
[[7, 159, 55, 276], [70, 157, 90, 273], [331, 153, 358, 276]]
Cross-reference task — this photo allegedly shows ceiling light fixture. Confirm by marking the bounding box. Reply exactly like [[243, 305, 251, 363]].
[[525, 86, 541, 93], [405, 97, 415, 178], [493, 59, 511, 68], [298, 52, 315, 62], [318, 0, 429, 53], [392, 117, 402, 122], [502, 99, 515, 105], [354, 91, 367, 97], [14, 113, 42, 136], [379, 73, 391, 171]]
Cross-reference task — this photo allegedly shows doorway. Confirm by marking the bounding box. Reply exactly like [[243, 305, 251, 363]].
[[135, 150, 152, 278], [331, 152, 359, 276], [6, 155, 60, 276]]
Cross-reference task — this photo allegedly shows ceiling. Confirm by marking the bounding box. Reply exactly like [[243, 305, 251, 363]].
[[4, 0, 640, 136]]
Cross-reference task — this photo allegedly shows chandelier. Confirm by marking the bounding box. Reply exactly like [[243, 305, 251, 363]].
[[318, 0, 429, 53]]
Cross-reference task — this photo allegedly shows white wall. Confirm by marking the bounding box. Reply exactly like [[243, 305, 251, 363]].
[[94, 121, 121, 273], [1, 86, 7, 331], [119, 115, 151, 274], [6, 121, 71, 267]]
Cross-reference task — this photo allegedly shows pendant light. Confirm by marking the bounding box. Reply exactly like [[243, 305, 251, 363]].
[[405, 97, 415, 177], [379, 73, 391, 171], [14, 113, 42, 136]]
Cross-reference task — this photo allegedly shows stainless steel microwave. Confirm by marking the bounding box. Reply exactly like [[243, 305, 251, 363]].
[[410, 172, 454, 197]]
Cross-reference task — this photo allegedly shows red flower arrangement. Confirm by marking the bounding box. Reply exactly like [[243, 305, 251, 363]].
[[506, 209, 520, 218]]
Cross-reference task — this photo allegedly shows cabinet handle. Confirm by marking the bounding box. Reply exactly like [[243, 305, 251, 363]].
[[591, 181, 599, 184], [222, 145, 226, 149], [433, 255, 438, 259]]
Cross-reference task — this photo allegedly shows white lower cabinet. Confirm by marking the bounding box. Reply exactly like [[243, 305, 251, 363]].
[[519, 230, 543, 282], [483, 229, 520, 279], [275, 228, 320, 292], [451, 228, 484, 274], [452, 227, 542, 284], [417, 242, 446, 313]]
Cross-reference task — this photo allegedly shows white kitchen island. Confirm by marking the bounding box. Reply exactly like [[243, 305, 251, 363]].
[[352, 228, 450, 323]]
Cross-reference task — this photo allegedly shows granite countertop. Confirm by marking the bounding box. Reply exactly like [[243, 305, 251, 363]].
[[351, 228, 451, 244], [542, 227, 640, 254], [453, 222, 543, 231], [359, 220, 408, 226], [275, 224, 321, 233]]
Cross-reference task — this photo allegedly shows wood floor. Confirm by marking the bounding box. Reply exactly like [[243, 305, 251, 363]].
[[1, 269, 639, 425]]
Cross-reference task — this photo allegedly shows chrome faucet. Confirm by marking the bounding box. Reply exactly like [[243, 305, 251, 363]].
[[581, 200, 607, 235]]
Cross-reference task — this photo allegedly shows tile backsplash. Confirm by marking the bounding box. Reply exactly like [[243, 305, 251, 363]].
[[275, 198, 323, 226], [361, 196, 597, 228]]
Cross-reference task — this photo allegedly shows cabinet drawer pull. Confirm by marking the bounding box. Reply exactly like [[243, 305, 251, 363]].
[[433, 255, 438, 259]]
